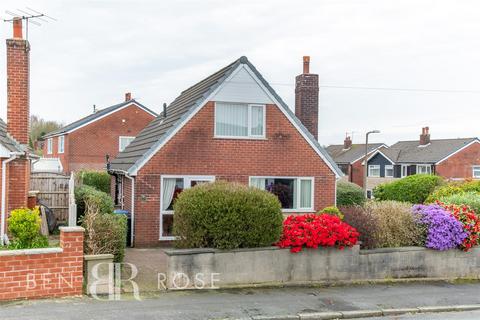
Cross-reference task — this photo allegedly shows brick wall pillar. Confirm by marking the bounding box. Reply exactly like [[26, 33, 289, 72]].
[[7, 158, 30, 212]]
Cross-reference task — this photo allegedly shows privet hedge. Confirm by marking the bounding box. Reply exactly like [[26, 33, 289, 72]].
[[336, 181, 365, 206], [173, 181, 283, 249], [77, 170, 111, 194], [373, 174, 444, 204]]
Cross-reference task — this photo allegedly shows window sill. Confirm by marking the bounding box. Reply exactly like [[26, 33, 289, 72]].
[[213, 136, 267, 141], [160, 236, 177, 241], [282, 209, 315, 213]]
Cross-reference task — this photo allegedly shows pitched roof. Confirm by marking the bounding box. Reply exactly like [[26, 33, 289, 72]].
[[381, 138, 479, 164], [326, 143, 386, 164], [0, 119, 26, 153], [42, 100, 157, 138], [110, 56, 342, 177]]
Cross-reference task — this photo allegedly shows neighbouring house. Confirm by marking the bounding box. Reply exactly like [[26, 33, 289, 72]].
[[326, 136, 387, 187], [365, 127, 480, 194], [40, 94, 157, 173], [108, 56, 342, 247], [0, 19, 38, 244]]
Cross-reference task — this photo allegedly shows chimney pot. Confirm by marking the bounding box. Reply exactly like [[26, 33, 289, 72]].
[[344, 136, 352, 149], [13, 18, 22, 39], [303, 56, 310, 74], [125, 92, 132, 101]]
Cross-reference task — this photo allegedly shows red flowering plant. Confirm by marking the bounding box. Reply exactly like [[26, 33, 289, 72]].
[[436, 201, 480, 251], [276, 214, 359, 253]]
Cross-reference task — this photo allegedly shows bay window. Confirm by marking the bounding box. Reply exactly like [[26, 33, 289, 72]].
[[160, 175, 215, 240], [250, 176, 314, 212], [368, 165, 380, 177], [215, 102, 265, 138]]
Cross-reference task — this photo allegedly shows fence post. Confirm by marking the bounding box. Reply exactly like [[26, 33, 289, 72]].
[[68, 172, 77, 226]]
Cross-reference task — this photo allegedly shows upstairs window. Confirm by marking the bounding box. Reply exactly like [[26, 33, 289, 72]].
[[58, 136, 65, 154], [250, 177, 314, 212], [47, 138, 53, 154], [368, 165, 380, 177], [119, 136, 135, 152], [417, 164, 432, 175], [473, 166, 480, 179], [215, 102, 265, 138]]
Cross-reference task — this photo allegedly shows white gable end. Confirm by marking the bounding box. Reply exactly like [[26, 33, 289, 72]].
[[212, 66, 273, 104]]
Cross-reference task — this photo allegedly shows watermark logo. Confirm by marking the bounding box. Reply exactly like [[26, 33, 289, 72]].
[[158, 272, 221, 290], [88, 262, 140, 301]]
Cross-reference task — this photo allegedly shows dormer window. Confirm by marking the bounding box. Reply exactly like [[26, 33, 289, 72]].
[[214, 102, 265, 138]]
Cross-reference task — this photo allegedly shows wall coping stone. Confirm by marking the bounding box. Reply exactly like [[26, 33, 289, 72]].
[[0, 247, 62, 256], [59, 226, 85, 233], [84, 254, 114, 261], [164, 246, 281, 256], [360, 246, 426, 255]]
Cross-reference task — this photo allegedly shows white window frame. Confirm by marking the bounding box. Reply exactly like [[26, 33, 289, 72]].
[[119, 136, 135, 152], [47, 138, 53, 154], [249, 176, 314, 213], [417, 164, 432, 175], [401, 165, 409, 177], [384, 165, 394, 178], [159, 175, 215, 241], [368, 165, 381, 177], [58, 135, 65, 154], [214, 102, 266, 139], [473, 166, 480, 179]]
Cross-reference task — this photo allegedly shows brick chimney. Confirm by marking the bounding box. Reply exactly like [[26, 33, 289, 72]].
[[343, 136, 352, 149], [125, 92, 132, 101], [7, 17, 30, 145], [420, 127, 431, 145], [295, 56, 319, 140]]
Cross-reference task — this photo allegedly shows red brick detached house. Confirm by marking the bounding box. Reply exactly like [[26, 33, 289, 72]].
[[326, 136, 386, 188], [41, 94, 157, 173], [0, 19, 37, 245], [109, 56, 341, 246]]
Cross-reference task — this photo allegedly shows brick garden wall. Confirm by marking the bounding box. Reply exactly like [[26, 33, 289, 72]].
[[133, 101, 337, 246], [0, 227, 84, 301]]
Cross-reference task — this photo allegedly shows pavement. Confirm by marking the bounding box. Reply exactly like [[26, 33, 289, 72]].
[[1, 281, 480, 319], [122, 247, 168, 292]]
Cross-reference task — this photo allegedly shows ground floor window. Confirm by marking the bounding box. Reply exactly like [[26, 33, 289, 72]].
[[249, 176, 314, 212], [368, 165, 380, 177], [473, 166, 480, 179], [417, 164, 432, 175], [160, 175, 215, 240]]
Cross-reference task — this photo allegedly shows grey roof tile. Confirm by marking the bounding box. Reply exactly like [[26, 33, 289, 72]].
[[110, 56, 342, 176], [326, 143, 385, 164], [42, 99, 157, 138], [0, 119, 26, 152], [381, 138, 479, 163]]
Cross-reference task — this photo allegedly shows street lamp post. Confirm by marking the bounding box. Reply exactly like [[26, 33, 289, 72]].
[[363, 130, 381, 198]]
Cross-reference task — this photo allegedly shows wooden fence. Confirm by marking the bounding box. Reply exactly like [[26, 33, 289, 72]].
[[30, 172, 71, 224]]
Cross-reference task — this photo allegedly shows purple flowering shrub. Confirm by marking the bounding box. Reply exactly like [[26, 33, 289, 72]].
[[412, 204, 467, 250]]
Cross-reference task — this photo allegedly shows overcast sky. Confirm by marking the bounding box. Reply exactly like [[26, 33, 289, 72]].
[[0, 0, 479, 145]]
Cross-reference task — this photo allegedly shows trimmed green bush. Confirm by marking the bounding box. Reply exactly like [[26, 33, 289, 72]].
[[336, 181, 365, 206], [373, 174, 444, 204], [173, 181, 283, 249], [8, 207, 48, 249], [439, 192, 480, 214], [77, 170, 111, 194], [75, 185, 114, 218], [426, 180, 480, 203], [320, 206, 344, 220], [81, 208, 127, 263]]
